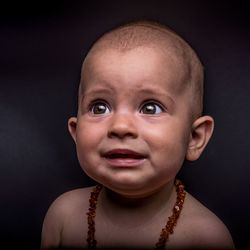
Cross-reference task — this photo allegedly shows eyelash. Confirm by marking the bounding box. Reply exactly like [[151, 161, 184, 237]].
[[88, 100, 111, 115], [88, 99, 165, 115], [139, 100, 165, 114]]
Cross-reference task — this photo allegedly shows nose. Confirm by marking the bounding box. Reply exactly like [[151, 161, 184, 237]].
[[107, 113, 138, 139]]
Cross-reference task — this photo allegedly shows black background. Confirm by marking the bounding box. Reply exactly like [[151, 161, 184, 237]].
[[1, 1, 249, 249]]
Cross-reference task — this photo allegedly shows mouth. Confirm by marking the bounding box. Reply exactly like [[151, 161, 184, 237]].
[[102, 149, 146, 167]]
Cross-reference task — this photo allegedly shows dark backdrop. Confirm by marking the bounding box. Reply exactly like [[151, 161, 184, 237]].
[[1, 1, 249, 249]]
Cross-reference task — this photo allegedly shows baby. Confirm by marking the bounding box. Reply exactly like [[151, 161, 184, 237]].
[[41, 21, 235, 249]]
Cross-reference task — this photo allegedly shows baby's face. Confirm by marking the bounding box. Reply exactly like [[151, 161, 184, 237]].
[[73, 47, 194, 197]]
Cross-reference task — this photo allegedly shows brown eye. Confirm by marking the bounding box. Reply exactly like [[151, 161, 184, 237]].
[[140, 102, 163, 114], [90, 102, 111, 114]]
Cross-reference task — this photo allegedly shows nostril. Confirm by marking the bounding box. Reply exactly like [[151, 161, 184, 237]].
[[107, 116, 138, 139], [108, 130, 137, 139]]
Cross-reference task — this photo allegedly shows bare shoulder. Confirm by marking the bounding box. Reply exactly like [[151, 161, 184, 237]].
[[173, 192, 235, 249], [41, 186, 94, 249], [47, 186, 93, 212]]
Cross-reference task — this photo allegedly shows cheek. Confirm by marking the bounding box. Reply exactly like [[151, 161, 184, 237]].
[[75, 122, 103, 166], [144, 123, 184, 146], [76, 120, 104, 145], [143, 122, 190, 160]]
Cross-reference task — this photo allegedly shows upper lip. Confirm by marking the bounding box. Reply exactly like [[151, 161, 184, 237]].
[[102, 149, 146, 159]]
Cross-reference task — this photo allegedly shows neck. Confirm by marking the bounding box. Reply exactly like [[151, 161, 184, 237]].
[[98, 180, 176, 226]]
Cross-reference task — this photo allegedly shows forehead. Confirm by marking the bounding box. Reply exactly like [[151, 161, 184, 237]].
[[81, 46, 190, 95]]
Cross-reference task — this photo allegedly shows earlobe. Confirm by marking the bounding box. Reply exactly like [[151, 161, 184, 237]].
[[68, 117, 77, 143], [186, 115, 214, 161]]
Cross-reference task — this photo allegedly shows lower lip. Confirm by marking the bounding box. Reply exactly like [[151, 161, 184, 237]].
[[104, 157, 146, 167]]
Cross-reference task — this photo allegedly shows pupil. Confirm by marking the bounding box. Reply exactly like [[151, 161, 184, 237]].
[[95, 104, 106, 113], [145, 105, 155, 113]]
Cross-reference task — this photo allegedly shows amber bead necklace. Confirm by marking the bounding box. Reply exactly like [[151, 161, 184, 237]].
[[87, 179, 186, 250]]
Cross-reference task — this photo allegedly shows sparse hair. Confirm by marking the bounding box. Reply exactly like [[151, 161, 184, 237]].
[[80, 20, 204, 118]]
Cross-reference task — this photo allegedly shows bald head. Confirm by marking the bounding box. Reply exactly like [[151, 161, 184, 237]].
[[80, 21, 204, 118]]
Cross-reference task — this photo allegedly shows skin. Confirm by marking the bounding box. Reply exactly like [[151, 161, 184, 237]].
[[71, 46, 208, 197], [41, 44, 235, 249]]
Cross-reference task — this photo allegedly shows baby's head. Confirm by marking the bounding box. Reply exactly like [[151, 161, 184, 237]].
[[81, 21, 204, 120], [68, 21, 214, 196]]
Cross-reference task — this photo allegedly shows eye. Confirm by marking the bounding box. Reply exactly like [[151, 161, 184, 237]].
[[90, 101, 111, 115], [140, 102, 163, 114]]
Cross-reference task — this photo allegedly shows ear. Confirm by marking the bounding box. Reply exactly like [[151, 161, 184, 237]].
[[186, 115, 214, 161], [68, 117, 77, 143]]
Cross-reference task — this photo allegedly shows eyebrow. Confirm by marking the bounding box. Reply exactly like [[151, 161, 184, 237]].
[[136, 88, 175, 104], [81, 85, 175, 106], [79, 85, 114, 106], [82, 87, 114, 98]]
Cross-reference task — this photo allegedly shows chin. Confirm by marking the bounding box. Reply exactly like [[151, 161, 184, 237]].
[[105, 179, 158, 197]]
